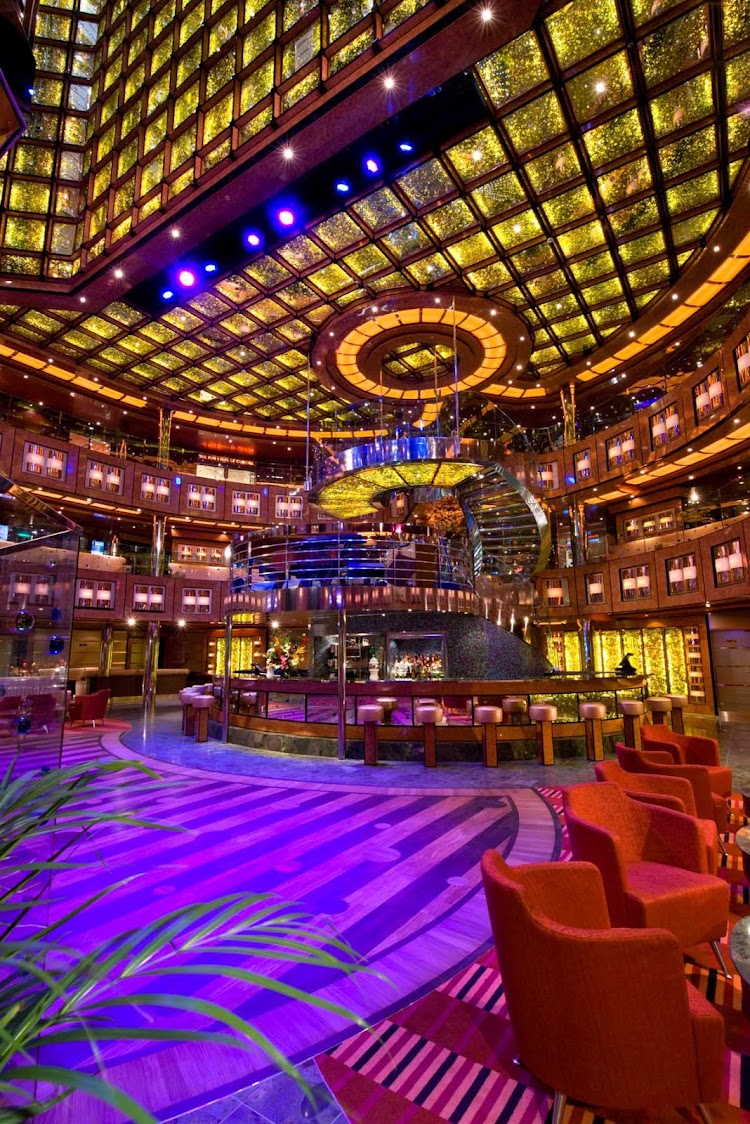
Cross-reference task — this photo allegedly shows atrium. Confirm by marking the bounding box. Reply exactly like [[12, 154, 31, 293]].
[[0, 0, 749, 1120]]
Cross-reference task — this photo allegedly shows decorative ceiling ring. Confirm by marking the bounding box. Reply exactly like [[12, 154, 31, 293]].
[[312, 292, 531, 405]]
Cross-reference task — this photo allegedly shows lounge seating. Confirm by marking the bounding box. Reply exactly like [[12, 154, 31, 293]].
[[481, 851, 724, 1122], [595, 758, 719, 875], [563, 782, 731, 977], [615, 742, 729, 836], [641, 724, 731, 797], [68, 689, 111, 728]]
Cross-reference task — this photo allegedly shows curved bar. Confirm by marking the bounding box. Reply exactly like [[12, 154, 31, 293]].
[[219, 674, 648, 743]]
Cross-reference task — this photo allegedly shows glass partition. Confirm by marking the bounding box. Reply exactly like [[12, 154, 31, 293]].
[[0, 475, 80, 777]]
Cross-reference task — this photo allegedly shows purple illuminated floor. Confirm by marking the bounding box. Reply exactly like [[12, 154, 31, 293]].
[[33, 717, 562, 1123]]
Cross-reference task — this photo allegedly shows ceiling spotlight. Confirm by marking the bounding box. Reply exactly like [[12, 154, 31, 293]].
[[383, 75, 395, 90], [126, 616, 136, 627], [335, 180, 351, 193], [671, 293, 678, 301], [170, 229, 180, 239], [277, 208, 295, 226], [161, 289, 174, 299], [79, 296, 86, 303], [282, 145, 294, 160], [594, 80, 607, 94], [480, 5, 494, 21], [398, 141, 413, 153], [177, 268, 197, 287], [114, 268, 124, 279], [177, 618, 186, 628], [364, 156, 380, 175], [245, 231, 262, 248], [204, 262, 218, 273]]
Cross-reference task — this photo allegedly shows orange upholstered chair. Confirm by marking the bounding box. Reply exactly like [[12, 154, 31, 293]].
[[641, 724, 731, 797], [595, 759, 719, 875], [563, 782, 731, 977], [615, 741, 729, 837], [481, 852, 724, 1123], [67, 688, 110, 728]]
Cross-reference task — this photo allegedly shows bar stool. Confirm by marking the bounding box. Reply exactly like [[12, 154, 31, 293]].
[[191, 693, 213, 743], [502, 697, 528, 726], [358, 703, 383, 766], [415, 703, 443, 768], [529, 703, 557, 766], [646, 697, 672, 725], [376, 696, 398, 724], [179, 688, 199, 736], [475, 705, 503, 767], [579, 701, 607, 762], [618, 698, 644, 750], [239, 691, 257, 715], [666, 694, 688, 734]]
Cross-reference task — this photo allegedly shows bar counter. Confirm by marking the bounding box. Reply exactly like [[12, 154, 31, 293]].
[[220, 674, 648, 742]]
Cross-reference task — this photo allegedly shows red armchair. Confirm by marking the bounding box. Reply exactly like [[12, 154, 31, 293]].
[[641, 724, 731, 797], [481, 852, 724, 1122], [68, 689, 110, 728], [595, 758, 719, 875], [563, 782, 731, 977], [616, 741, 729, 837]]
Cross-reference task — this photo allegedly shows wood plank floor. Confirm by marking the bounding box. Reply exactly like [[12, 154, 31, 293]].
[[24, 721, 560, 1123]]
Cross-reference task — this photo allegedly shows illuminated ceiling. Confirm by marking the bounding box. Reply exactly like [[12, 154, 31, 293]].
[[0, 0, 748, 435]]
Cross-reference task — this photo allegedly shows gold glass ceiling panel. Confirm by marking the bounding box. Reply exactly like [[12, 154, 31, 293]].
[[0, 0, 746, 430]]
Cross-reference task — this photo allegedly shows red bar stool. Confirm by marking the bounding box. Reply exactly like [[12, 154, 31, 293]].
[[618, 698, 644, 750], [376, 696, 398, 724], [578, 701, 607, 762], [529, 703, 557, 766], [358, 703, 383, 766], [474, 705, 503, 767], [666, 694, 688, 734], [415, 702, 443, 768], [646, 696, 672, 725]]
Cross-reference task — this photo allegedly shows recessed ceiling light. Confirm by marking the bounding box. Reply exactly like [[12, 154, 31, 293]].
[[114, 269, 124, 279], [171, 229, 180, 239], [383, 75, 395, 90]]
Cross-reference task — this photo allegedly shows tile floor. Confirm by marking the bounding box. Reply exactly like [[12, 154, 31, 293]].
[[118, 704, 750, 1123]]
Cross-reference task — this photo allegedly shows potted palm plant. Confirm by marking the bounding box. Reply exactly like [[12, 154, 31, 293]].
[[0, 754, 369, 1122]]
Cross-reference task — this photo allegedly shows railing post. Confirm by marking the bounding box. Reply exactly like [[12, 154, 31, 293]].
[[222, 609, 232, 742], [337, 590, 347, 761]]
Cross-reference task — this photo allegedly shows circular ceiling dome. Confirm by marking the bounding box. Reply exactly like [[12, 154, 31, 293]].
[[312, 292, 531, 404]]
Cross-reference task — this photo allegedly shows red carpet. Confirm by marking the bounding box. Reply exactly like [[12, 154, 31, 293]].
[[317, 788, 750, 1124]]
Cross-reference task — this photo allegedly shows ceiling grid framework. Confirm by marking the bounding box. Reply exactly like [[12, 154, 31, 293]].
[[0, 0, 746, 433]]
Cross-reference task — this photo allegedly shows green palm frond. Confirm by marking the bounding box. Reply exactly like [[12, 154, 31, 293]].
[[0, 758, 373, 1122]]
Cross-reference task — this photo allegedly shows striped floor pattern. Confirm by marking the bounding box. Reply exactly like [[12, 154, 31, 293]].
[[318, 790, 750, 1124], [17, 720, 563, 1123]]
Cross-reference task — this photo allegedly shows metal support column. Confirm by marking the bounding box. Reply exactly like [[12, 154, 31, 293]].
[[337, 596, 347, 761], [571, 501, 587, 566], [580, 618, 594, 673], [222, 609, 233, 742], [142, 620, 159, 724], [142, 514, 167, 723]]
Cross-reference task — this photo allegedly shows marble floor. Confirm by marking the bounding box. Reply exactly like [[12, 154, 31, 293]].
[[105, 704, 749, 1124]]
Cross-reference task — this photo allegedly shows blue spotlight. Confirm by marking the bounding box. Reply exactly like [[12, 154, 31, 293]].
[[364, 156, 380, 175], [204, 262, 218, 273], [277, 207, 296, 227], [245, 230, 263, 248], [335, 180, 351, 193], [398, 141, 414, 153], [161, 289, 174, 300]]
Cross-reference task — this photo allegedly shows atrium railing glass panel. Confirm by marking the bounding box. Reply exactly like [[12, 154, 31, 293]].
[[0, 475, 80, 777]]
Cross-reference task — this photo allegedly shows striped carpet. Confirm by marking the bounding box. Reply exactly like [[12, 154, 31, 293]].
[[317, 789, 750, 1124], [23, 720, 562, 1123]]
